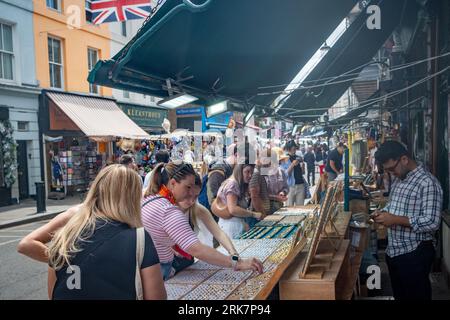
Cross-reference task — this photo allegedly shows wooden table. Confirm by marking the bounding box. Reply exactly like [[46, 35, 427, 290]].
[[279, 240, 352, 300]]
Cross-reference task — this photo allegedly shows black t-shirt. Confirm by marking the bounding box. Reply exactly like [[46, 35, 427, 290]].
[[326, 149, 343, 173], [51, 219, 159, 300], [303, 152, 316, 168], [315, 151, 323, 162], [289, 155, 304, 185]]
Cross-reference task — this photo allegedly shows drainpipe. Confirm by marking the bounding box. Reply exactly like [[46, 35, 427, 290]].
[[431, 15, 439, 175]]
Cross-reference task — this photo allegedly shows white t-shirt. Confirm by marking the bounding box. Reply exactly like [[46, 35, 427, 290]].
[[143, 170, 154, 190], [184, 150, 195, 163]]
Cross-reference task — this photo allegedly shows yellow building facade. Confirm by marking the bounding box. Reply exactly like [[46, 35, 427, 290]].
[[33, 0, 112, 96]]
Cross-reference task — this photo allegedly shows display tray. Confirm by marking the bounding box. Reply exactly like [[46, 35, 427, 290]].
[[239, 225, 298, 239], [277, 215, 306, 226], [274, 206, 317, 216], [168, 237, 301, 300]]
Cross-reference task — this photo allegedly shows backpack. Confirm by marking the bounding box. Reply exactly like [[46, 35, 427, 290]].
[[198, 169, 225, 211]]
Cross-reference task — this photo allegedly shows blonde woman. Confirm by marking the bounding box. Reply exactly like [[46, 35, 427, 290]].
[[46, 165, 166, 300], [142, 161, 263, 280]]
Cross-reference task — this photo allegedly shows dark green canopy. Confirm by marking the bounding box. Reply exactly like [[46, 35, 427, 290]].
[[88, 0, 357, 109], [276, 0, 421, 122]]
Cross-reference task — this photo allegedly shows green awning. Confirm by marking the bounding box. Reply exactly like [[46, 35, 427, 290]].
[[277, 0, 420, 121], [89, 0, 357, 108]]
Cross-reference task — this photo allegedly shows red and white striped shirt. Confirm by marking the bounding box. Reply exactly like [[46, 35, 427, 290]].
[[141, 195, 199, 263]]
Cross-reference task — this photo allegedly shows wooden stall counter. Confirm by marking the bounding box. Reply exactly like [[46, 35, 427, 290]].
[[279, 240, 352, 300]]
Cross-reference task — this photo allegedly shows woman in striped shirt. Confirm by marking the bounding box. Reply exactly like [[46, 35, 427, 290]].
[[178, 173, 238, 253], [141, 161, 263, 280]]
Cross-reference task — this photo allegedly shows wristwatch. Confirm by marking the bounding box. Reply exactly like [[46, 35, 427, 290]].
[[230, 254, 240, 270]]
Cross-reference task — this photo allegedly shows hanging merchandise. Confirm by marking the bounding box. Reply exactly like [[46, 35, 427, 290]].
[[0, 119, 17, 188]]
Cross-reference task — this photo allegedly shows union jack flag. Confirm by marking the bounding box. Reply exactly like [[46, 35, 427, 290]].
[[87, 0, 157, 25]]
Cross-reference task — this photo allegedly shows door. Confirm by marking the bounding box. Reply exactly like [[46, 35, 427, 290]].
[[17, 141, 29, 199]]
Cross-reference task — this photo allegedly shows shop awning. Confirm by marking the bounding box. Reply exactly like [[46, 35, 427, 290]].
[[278, 0, 420, 121], [328, 90, 380, 126], [88, 0, 357, 107], [46, 92, 150, 140]]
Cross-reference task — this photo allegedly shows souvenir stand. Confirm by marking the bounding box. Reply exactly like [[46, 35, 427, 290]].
[[165, 205, 315, 300], [165, 181, 362, 300]]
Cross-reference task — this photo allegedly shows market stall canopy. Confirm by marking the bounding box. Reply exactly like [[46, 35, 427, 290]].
[[277, 0, 420, 122], [88, 0, 357, 108], [328, 90, 380, 126], [46, 92, 150, 140], [146, 129, 222, 140]]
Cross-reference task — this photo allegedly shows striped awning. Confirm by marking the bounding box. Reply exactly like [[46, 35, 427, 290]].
[[46, 92, 150, 140]]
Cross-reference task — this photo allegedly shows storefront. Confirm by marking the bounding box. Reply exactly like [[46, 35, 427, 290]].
[[0, 106, 12, 206], [176, 106, 204, 132], [0, 85, 41, 207], [118, 103, 168, 134], [39, 91, 149, 198]]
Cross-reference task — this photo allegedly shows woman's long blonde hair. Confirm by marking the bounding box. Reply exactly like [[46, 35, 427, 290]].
[[48, 164, 143, 270]]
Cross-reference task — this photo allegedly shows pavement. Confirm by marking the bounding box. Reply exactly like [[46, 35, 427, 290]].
[[0, 196, 81, 230], [0, 221, 49, 300]]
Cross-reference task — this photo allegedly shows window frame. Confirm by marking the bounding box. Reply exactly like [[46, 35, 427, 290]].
[[0, 22, 14, 82], [121, 21, 127, 37], [48, 36, 64, 90], [46, 0, 62, 13], [87, 47, 99, 94], [17, 121, 29, 132]]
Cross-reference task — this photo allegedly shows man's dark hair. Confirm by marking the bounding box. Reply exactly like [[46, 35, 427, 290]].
[[337, 142, 345, 148], [375, 140, 409, 165], [155, 150, 170, 164], [285, 140, 298, 151], [119, 154, 135, 166]]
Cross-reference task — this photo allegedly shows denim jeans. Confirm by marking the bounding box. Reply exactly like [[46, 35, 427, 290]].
[[160, 256, 194, 280], [160, 262, 174, 280]]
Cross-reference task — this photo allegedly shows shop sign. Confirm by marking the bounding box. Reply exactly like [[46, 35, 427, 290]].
[[119, 104, 168, 128], [207, 111, 233, 124], [176, 107, 203, 115]]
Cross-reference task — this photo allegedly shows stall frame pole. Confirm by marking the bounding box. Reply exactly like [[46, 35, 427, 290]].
[[344, 148, 350, 211]]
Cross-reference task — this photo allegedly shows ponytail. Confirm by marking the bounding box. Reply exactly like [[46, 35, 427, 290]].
[[144, 161, 196, 197]]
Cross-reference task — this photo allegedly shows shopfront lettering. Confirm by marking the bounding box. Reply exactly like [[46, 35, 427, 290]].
[[127, 109, 162, 119]]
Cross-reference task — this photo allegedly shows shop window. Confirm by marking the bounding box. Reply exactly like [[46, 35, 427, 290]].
[[0, 23, 14, 81]]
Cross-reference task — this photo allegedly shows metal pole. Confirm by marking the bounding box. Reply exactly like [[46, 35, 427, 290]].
[[344, 148, 350, 211], [35, 182, 46, 213]]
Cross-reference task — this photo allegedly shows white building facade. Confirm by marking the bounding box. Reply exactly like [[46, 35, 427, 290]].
[[0, 0, 41, 205]]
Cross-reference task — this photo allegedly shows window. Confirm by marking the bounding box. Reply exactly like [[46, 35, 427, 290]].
[[46, 0, 61, 11], [121, 21, 127, 37], [0, 23, 14, 80], [18, 121, 29, 131], [123, 90, 130, 99], [48, 37, 63, 89], [85, 0, 92, 24], [87, 48, 99, 94]]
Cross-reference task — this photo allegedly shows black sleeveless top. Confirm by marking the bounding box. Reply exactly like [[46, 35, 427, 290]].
[[51, 219, 159, 300]]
